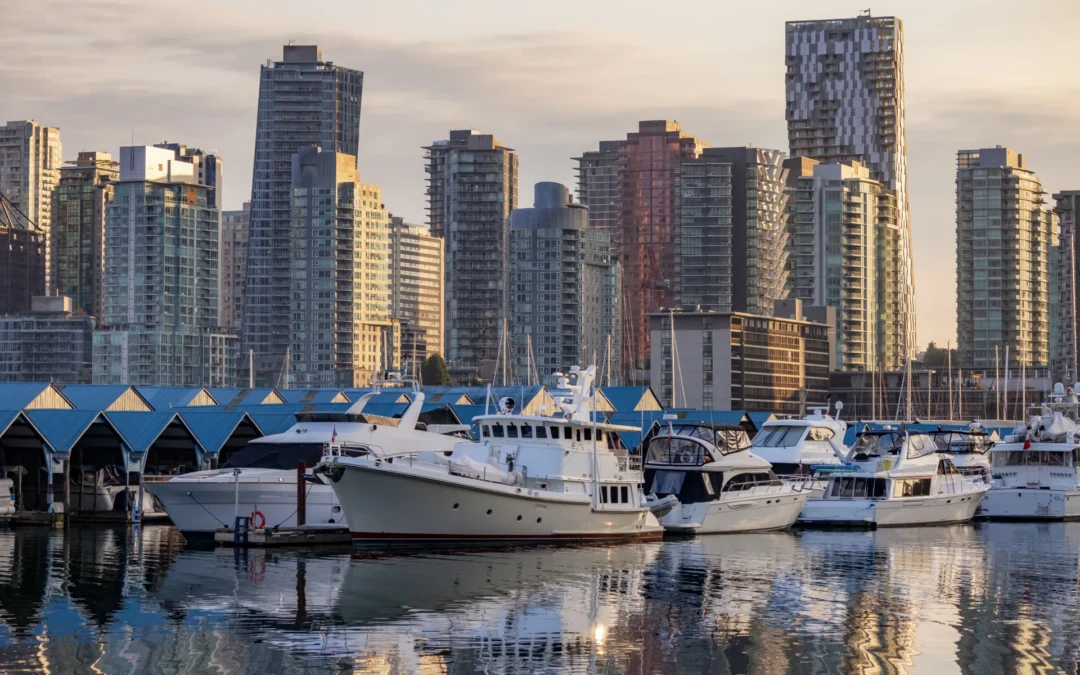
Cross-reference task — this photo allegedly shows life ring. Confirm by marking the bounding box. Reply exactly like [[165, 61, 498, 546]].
[[249, 509, 266, 529]]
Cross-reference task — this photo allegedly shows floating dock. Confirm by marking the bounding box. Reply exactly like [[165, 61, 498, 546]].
[[214, 524, 352, 548]]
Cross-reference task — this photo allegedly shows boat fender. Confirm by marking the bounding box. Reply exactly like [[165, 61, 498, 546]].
[[250, 509, 266, 529]]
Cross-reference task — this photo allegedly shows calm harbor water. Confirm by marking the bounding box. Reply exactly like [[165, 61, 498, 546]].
[[0, 524, 1078, 674]]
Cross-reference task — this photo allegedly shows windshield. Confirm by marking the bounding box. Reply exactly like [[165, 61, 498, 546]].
[[222, 442, 325, 470], [907, 433, 938, 459], [850, 432, 904, 457], [751, 425, 807, 448], [932, 432, 990, 455], [646, 437, 710, 466]]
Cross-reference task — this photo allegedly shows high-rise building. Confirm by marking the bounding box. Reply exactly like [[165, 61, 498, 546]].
[[287, 147, 393, 388], [618, 120, 707, 386], [573, 140, 620, 235], [1054, 190, 1080, 383], [221, 202, 249, 333], [0, 120, 61, 291], [509, 182, 620, 385], [784, 159, 902, 371], [389, 215, 444, 373], [243, 45, 363, 386], [956, 148, 1055, 369], [51, 151, 118, 325], [785, 15, 916, 363], [93, 146, 236, 386], [676, 147, 790, 316], [0, 296, 93, 384], [0, 207, 45, 316], [424, 130, 518, 384]]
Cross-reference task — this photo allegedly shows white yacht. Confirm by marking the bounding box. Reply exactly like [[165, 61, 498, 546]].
[[643, 421, 812, 534], [747, 406, 847, 490], [323, 366, 664, 543], [930, 424, 993, 482], [979, 387, 1080, 520], [146, 388, 469, 537], [798, 427, 988, 527]]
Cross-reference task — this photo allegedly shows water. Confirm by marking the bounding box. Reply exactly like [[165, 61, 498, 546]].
[[0, 524, 1078, 674]]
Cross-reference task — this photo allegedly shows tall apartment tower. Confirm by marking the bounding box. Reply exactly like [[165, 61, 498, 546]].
[[389, 216, 444, 372], [785, 15, 916, 363], [573, 140, 621, 235], [221, 202, 249, 332], [51, 151, 119, 325], [618, 120, 707, 386], [1055, 190, 1080, 383], [0, 216, 45, 316], [93, 146, 236, 386], [956, 148, 1055, 369], [785, 159, 902, 371], [424, 130, 518, 384], [509, 183, 620, 385], [0, 120, 61, 292], [243, 45, 363, 386], [288, 147, 392, 388], [676, 147, 790, 316]]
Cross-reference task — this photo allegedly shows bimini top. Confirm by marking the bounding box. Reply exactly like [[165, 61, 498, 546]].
[[848, 429, 938, 462], [930, 428, 992, 455], [644, 423, 753, 467]]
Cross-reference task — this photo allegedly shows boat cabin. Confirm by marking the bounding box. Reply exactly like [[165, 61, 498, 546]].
[[751, 421, 843, 475]]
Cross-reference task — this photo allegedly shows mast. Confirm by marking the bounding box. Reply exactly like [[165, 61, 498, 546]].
[[871, 368, 877, 421], [905, 358, 912, 421], [606, 334, 612, 387], [591, 384, 599, 510], [669, 308, 677, 408], [526, 334, 533, 387], [995, 345, 1000, 420], [927, 365, 932, 419], [1021, 360, 1026, 421], [1003, 346, 1010, 421], [958, 368, 963, 419], [947, 342, 954, 420], [249, 349, 254, 389]]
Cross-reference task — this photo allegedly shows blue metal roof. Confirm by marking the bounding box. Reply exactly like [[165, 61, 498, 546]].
[[136, 386, 216, 409], [177, 410, 257, 454], [207, 388, 281, 407], [247, 412, 299, 436], [59, 385, 146, 411], [23, 409, 103, 453], [598, 387, 651, 412], [0, 383, 69, 410], [104, 411, 184, 453], [746, 411, 776, 431], [0, 410, 25, 437], [279, 389, 348, 404]]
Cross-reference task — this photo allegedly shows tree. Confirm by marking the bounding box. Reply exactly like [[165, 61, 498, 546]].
[[923, 341, 958, 368], [421, 354, 451, 386]]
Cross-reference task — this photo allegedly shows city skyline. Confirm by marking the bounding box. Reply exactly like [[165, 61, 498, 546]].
[[4, 0, 1079, 350]]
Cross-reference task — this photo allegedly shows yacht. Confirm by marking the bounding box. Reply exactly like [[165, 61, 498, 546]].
[[323, 366, 664, 543], [930, 424, 992, 482], [798, 427, 988, 527], [643, 420, 812, 534], [979, 386, 1080, 520], [146, 387, 469, 537], [747, 406, 847, 498]]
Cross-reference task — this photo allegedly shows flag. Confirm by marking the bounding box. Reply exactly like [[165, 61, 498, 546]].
[[332, 425, 337, 443]]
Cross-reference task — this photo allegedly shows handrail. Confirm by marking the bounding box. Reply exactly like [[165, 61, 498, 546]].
[[720, 476, 812, 498]]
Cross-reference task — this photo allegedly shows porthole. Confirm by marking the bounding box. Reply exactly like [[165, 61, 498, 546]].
[[516, 515, 522, 521], [453, 503, 459, 509], [537, 517, 543, 524], [486, 509, 493, 515]]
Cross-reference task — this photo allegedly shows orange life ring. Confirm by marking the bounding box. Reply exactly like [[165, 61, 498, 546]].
[[250, 509, 266, 529]]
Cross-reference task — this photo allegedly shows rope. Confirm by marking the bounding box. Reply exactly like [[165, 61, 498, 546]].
[[186, 492, 227, 527], [269, 480, 323, 529]]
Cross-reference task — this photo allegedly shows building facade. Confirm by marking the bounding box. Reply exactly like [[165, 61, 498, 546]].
[[287, 147, 393, 388], [509, 182, 620, 385], [649, 301, 833, 414], [956, 148, 1055, 370], [221, 202, 249, 332], [424, 130, 518, 384], [784, 159, 903, 372], [785, 15, 916, 364], [93, 146, 236, 386], [618, 121, 707, 386], [51, 151, 118, 325], [0, 215, 46, 316], [242, 45, 364, 386], [676, 147, 790, 316], [1055, 190, 1080, 383], [0, 296, 93, 384], [573, 140, 621, 235], [389, 216, 444, 373], [0, 120, 61, 294]]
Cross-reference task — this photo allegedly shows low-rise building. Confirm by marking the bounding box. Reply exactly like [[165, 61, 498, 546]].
[[0, 296, 93, 383]]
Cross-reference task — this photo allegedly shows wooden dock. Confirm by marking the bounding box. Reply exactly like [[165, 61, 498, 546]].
[[214, 524, 352, 548]]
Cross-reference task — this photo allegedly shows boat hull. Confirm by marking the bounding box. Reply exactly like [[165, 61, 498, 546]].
[[799, 491, 985, 528], [146, 477, 345, 536], [659, 490, 809, 534], [977, 488, 1080, 520], [330, 459, 663, 543]]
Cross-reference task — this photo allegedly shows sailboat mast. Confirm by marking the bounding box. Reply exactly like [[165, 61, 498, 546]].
[[669, 308, 677, 408], [905, 358, 912, 421], [1004, 346, 1010, 421], [995, 345, 1000, 420], [947, 342, 953, 420]]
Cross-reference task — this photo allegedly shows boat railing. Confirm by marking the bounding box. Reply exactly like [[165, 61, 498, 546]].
[[721, 476, 813, 498], [323, 442, 384, 459], [616, 453, 643, 472]]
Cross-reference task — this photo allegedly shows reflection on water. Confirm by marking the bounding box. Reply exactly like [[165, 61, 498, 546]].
[[0, 524, 1079, 673]]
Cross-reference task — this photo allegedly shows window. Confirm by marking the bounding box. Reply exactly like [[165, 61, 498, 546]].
[[564, 426, 572, 440], [507, 425, 518, 438], [482, 425, 490, 438], [808, 428, 834, 442], [492, 424, 504, 438], [521, 424, 533, 439], [907, 434, 938, 459], [576, 429, 581, 442], [584, 428, 592, 441], [600, 485, 609, 503], [621, 485, 630, 504], [536, 426, 547, 439], [896, 478, 933, 497]]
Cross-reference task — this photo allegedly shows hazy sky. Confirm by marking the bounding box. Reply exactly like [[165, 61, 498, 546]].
[[4, 0, 1079, 348]]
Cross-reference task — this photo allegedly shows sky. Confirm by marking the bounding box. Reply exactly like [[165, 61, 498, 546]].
[[3, 0, 1079, 349]]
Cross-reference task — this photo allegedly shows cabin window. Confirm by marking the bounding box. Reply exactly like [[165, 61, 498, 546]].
[[937, 458, 961, 474], [620, 485, 630, 503], [896, 478, 933, 497], [597, 430, 604, 443], [646, 437, 707, 466], [808, 427, 834, 441], [584, 428, 592, 441], [906, 435, 938, 459], [482, 425, 490, 438], [507, 425, 519, 438], [535, 426, 547, 439], [576, 429, 581, 442], [492, 424, 505, 438], [600, 486, 609, 503], [646, 470, 715, 504], [829, 477, 889, 499], [521, 424, 533, 439], [564, 427, 573, 440]]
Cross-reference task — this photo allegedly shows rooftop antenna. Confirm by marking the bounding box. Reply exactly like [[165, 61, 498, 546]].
[[861, 8, 871, 16]]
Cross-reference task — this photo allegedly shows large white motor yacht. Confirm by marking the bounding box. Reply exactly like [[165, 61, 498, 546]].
[[323, 366, 664, 543], [643, 421, 811, 534], [747, 406, 847, 478], [146, 388, 468, 537], [798, 427, 988, 527], [979, 386, 1080, 520]]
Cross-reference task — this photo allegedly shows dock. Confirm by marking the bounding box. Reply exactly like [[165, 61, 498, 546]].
[[214, 524, 352, 548]]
